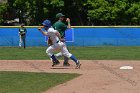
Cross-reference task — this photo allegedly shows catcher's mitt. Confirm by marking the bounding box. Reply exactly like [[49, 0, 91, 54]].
[[47, 37, 53, 46]]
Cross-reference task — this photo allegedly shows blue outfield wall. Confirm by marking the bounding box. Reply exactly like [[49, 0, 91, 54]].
[[0, 28, 45, 46], [0, 26, 140, 46], [71, 27, 140, 46]]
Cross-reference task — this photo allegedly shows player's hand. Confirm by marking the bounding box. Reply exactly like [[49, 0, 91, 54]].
[[60, 38, 65, 42], [38, 27, 42, 31], [48, 37, 53, 46], [66, 18, 70, 22]]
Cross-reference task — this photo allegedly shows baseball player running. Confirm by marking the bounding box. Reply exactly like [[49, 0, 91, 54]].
[[38, 20, 81, 69], [53, 13, 71, 66]]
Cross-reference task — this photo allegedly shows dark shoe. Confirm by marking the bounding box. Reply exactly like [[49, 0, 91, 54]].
[[52, 60, 60, 67], [63, 62, 70, 66], [63, 56, 69, 63], [75, 61, 81, 69]]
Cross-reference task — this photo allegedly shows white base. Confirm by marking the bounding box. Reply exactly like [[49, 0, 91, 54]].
[[120, 66, 133, 70]]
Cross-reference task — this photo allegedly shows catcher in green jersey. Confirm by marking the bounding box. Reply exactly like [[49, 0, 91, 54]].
[[52, 13, 71, 66]]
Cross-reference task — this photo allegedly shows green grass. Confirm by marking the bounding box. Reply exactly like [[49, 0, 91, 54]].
[[0, 47, 48, 60], [0, 46, 140, 60], [72, 46, 140, 60], [0, 46, 140, 93], [0, 71, 80, 93]]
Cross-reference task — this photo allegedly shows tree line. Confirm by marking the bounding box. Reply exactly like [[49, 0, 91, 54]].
[[0, 0, 140, 26]]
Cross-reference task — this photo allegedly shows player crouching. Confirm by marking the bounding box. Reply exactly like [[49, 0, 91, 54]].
[[38, 20, 81, 69]]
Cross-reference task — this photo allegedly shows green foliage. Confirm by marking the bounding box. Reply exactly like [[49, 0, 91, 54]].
[[126, 2, 140, 25], [11, 0, 65, 25], [1, 0, 140, 25], [85, 0, 140, 25], [49, 0, 64, 7], [86, 0, 129, 25], [0, 3, 8, 23]]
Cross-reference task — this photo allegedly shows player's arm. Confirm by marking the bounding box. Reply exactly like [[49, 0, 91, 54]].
[[25, 28, 27, 33], [19, 29, 21, 35], [55, 31, 61, 40], [38, 27, 48, 36], [61, 18, 71, 32], [66, 18, 71, 29], [47, 37, 52, 46], [22, 29, 26, 34], [55, 31, 65, 42]]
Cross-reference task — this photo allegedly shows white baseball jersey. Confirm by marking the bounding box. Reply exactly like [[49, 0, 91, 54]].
[[46, 27, 72, 58], [47, 27, 59, 44]]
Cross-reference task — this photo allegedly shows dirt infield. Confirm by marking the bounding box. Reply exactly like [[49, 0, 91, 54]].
[[0, 60, 140, 93]]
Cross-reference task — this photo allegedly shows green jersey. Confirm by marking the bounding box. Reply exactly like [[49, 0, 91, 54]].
[[53, 20, 67, 38], [19, 28, 27, 36]]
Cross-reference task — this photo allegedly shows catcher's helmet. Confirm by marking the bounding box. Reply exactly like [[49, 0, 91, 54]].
[[42, 20, 51, 28]]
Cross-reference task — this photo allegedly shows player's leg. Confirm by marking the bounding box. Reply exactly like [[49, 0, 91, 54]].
[[61, 45, 81, 69], [49, 52, 61, 63], [63, 41, 70, 66], [46, 45, 60, 66], [54, 41, 70, 66], [58, 37, 70, 66], [23, 36, 26, 49], [55, 52, 70, 66], [19, 35, 22, 47], [63, 56, 70, 66], [55, 52, 63, 58]]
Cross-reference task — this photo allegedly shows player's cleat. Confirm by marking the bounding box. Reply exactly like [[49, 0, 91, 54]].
[[63, 62, 70, 67], [75, 61, 81, 69], [52, 62, 60, 67], [52, 60, 60, 67], [63, 56, 70, 66]]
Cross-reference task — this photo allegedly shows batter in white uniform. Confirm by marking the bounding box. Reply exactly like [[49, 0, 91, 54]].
[[38, 20, 81, 69]]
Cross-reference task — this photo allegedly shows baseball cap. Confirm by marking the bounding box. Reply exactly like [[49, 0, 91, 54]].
[[21, 24, 24, 26], [56, 13, 65, 19], [42, 20, 51, 28]]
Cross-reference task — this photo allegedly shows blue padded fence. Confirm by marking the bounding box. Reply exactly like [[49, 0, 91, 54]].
[[72, 27, 140, 46], [0, 26, 140, 46]]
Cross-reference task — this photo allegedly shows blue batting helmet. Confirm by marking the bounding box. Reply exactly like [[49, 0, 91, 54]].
[[42, 20, 51, 28]]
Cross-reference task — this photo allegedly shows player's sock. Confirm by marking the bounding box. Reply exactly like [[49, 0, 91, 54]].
[[70, 55, 78, 64], [19, 42, 21, 47], [51, 55, 57, 62]]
